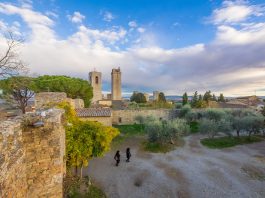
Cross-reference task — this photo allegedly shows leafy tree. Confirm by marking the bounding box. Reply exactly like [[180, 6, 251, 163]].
[[212, 94, 217, 101], [158, 92, 166, 103], [232, 117, 246, 137], [261, 106, 265, 117], [196, 100, 207, 108], [145, 118, 189, 144], [202, 108, 226, 122], [179, 104, 191, 118], [130, 92, 147, 103], [218, 93, 225, 102], [191, 91, 198, 108], [243, 115, 264, 137], [58, 102, 119, 178], [182, 92, 188, 106], [32, 75, 93, 107], [203, 90, 212, 104], [199, 118, 232, 138]]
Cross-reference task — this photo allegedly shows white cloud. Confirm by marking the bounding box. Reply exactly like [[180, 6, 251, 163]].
[[211, 0, 264, 24], [103, 11, 115, 22], [68, 11, 85, 23], [128, 21, 137, 28], [45, 11, 58, 18], [1, 2, 265, 96], [137, 27, 145, 33]]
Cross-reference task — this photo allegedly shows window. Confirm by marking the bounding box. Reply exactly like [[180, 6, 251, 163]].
[[118, 117, 122, 123], [95, 76, 99, 84]]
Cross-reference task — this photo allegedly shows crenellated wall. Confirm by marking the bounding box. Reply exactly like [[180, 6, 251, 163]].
[[0, 109, 65, 198]]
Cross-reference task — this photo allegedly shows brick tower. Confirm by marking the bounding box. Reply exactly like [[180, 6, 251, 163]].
[[89, 71, 102, 103], [111, 68, 122, 100]]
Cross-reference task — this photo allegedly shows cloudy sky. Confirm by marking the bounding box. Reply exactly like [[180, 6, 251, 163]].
[[0, 0, 265, 96]]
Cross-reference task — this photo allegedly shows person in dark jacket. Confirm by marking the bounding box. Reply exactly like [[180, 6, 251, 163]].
[[126, 148, 131, 162], [114, 150, 120, 166]]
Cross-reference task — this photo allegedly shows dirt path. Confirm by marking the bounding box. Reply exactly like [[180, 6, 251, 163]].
[[84, 135, 265, 198]]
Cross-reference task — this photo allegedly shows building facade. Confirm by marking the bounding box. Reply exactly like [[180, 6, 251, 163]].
[[153, 91, 160, 101], [89, 71, 102, 103]]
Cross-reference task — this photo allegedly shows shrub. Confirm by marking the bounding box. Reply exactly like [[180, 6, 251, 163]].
[[179, 104, 191, 118]]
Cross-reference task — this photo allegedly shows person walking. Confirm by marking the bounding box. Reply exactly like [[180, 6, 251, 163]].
[[114, 150, 120, 166], [126, 148, 131, 162]]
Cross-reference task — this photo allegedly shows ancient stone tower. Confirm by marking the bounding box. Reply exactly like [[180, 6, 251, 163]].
[[89, 71, 102, 103], [111, 68, 122, 100]]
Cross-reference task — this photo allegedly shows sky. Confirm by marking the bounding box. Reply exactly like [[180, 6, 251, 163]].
[[0, 0, 265, 96]]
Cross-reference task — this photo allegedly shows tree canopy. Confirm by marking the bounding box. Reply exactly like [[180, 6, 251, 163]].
[[58, 102, 119, 178], [130, 92, 147, 103], [0, 75, 93, 107], [182, 92, 188, 106], [158, 92, 166, 103]]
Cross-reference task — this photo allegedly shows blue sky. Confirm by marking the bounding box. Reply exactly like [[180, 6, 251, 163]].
[[1, 0, 265, 96]]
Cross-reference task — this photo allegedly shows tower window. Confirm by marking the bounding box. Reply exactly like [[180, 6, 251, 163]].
[[95, 76, 99, 84]]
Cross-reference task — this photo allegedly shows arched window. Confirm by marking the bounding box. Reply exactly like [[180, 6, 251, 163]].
[[95, 76, 99, 84]]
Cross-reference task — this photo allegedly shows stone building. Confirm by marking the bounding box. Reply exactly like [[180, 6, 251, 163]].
[[153, 91, 160, 101], [144, 93, 149, 102], [89, 71, 102, 104], [76, 108, 112, 126], [111, 68, 122, 100]]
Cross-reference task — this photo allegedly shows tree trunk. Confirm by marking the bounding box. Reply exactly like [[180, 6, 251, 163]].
[[80, 165, 83, 179], [237, 130, 240, 137], [75, 166, 78, 175]]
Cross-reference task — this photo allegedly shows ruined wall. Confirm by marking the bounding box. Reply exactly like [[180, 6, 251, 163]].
[[0, 120, 27, 198], [35, 92, 84, 109], [112, 109, 175, 125], [35, 92, 67, 109], [0, 109, 65, 198], [80, 117, 112, 126]]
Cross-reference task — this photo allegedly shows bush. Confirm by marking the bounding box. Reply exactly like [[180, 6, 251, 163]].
[[179, 104, 191, 118], [145, 118, 189, 144]]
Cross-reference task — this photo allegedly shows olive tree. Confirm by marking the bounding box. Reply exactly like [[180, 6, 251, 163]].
[[145, 118, 189, 144]]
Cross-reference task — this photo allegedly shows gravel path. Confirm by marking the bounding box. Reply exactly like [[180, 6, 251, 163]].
[[84, 135, 265, 198]]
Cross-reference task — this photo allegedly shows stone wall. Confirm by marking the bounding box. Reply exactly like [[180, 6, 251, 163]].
[[80, 117, 112, 126], [112, 109, 175, 125], [0, 120, 27, 197], [35, 92, 85, 109], [0, 109, 65, 197], [35, 92, 67, 109]]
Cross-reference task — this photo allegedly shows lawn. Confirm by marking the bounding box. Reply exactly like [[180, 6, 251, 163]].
[[201, 136, 264, 149], [113, 124, 145, 136], [112, 124, 145, 146], [142, 141, 174, 153]]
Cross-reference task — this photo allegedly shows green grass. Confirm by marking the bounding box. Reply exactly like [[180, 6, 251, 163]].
[[113, 124, 145, 136], [142, 141, 175, 153], [112, 124, 145, 146], [201, 136, 264, 149], [65, 176, 106, 198], [86, 185, 107, 198], [190, 121, 199, 133]]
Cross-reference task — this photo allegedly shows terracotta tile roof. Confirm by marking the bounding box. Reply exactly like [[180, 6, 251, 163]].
[[75, 108, 111, 117]]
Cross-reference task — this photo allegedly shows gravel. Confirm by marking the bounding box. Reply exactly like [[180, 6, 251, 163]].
[[84, 135, 265, 198]]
